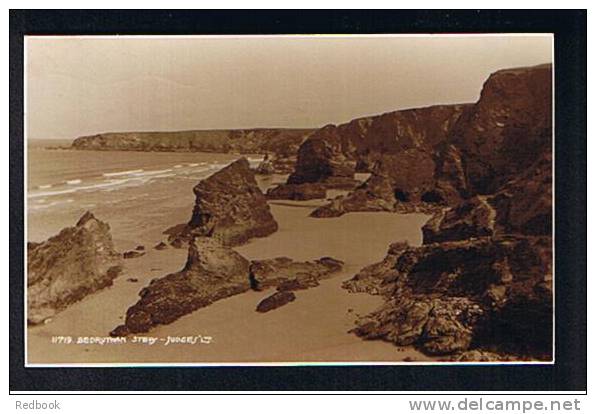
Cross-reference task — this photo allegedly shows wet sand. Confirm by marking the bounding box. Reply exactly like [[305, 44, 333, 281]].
[[27, 174, 434, 365]]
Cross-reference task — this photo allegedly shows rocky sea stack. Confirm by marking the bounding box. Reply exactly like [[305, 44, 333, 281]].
[[27, 212, 123, 325], [169, 157, 278, 247]]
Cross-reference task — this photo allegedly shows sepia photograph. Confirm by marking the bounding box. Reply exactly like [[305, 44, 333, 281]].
[[23, 33, 556, 366]]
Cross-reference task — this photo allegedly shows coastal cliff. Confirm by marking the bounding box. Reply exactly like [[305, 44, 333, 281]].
[[288, 103, 469, 184], [341, 63, 553, 360], [71, 128, 314, 157], [307, 63, 551, 217]]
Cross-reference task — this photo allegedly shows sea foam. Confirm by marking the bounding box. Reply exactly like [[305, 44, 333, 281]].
[[103, 169, 144, 177]]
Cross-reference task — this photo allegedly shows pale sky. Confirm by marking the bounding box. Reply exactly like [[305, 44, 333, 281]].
[[26, 35, 553, 140]]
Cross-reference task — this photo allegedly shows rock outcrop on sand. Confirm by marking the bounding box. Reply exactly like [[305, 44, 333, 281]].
[[72, 128, 313, 157], [154, 242, 168, 250], [111, 237, 250, 336], [311, 146, 466, 217], [256, 291, 296, 312], [343, 146, 552, 359], [27, 212, 123, 325], [111, 238, 343, 335], [169, 158, 278, 247], [249, 256, 343, 291], [123, 250, 145, 259], [346, 235, 552, 357]]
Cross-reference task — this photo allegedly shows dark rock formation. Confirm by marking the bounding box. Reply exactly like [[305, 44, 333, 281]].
[[256, 291, 296, 312], [342, 64, 553, 359], [255, 154, 276, 175], [422, 149, 552, 244], [343, 144, 553, 359], [254, 153, 300, 175], [276, 277, 321, 292], [311, 148, 454, 217], [123, 250, 145, 259], [489, 150, 552, 236], [347, 235, 552, 357], [27, 212, 123, 324], [286, 125, 359, 188], [449, 64, 552, 194], [280, 104, 468, 198], [311, 64, 551, 217], [154, 241, 168, 250], [422, 196, 494, 244], [135, 245, 145, 251], [249, 256, 343, 291], [112, 240, 343, 335], [342, 242, 410, 295], [169, 158, 278, 246], [112, 237, 251, 335], [266, 183, 327, 201], [72, 128, 313, 157]]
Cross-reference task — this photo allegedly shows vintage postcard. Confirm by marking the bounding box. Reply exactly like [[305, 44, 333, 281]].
[[25, 34, 554, 366]]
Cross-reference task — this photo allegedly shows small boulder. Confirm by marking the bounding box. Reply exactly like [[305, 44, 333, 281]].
[[256, 291, 296, 313], [249, 256, 343, 291], [154, 241, 168, 250], [123, 250, 145, 259], [276, 277, 320, 291]]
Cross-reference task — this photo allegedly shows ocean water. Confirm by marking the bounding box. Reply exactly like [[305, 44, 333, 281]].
[[27, 140, 265, 242]]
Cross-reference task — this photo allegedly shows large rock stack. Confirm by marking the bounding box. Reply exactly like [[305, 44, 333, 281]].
[[27, 212, 123, 325], [170, 157, 278, 247]]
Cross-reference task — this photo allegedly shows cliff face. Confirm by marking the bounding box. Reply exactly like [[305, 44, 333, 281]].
[[449, 63, 552, 194], [310, 63, 552, 218], [285, 104, 469, 186], [170, 157, 278, 247], [71, 128, 313, 156], [27, 212, 123, 325], [341, 64, 553, 359]]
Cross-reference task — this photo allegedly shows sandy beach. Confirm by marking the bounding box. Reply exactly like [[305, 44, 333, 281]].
[[27, 165, 433, 364]]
